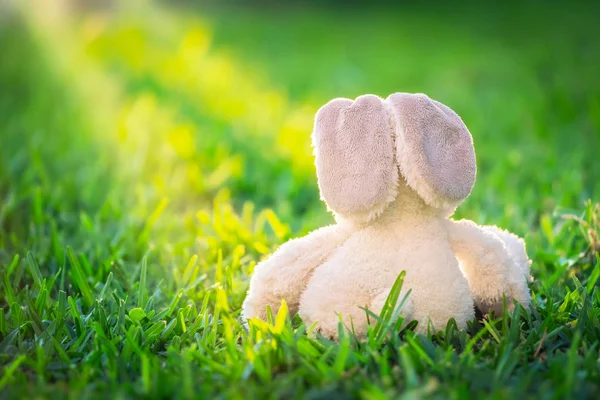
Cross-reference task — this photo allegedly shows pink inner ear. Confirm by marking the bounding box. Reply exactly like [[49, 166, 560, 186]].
[[312, 95, 398, 222], [386, 93, 476, 209]]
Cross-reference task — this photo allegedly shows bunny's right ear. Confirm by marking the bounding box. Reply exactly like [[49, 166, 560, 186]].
[[385, 93, 476, 210], [312, 94, 397, 222]]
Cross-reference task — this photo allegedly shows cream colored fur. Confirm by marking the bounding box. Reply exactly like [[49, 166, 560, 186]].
[[242, 92, 532, 339]]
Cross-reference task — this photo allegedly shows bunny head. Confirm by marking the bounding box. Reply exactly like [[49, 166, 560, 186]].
[[312, 93, 476, 223]]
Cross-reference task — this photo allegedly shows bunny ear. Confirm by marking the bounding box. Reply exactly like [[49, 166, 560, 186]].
[[313, 94, 397, 222], [385, 93, 476, 209]]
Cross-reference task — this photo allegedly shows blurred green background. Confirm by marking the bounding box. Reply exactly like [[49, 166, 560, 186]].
[[3, 0, 599, 235], [1, 0, 600, 397]]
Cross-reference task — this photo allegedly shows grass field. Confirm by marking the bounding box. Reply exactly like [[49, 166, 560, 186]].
[[1, 1, 600, 398]]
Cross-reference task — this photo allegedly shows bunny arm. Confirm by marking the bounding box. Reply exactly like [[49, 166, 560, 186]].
[[481, 225, 532, 309], [443, 219, 530, 313], [482, 225, 532, 279], [242, 224, 351, 321]]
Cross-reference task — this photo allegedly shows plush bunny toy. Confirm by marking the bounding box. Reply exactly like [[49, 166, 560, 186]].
[[242, 93, 531, 339]]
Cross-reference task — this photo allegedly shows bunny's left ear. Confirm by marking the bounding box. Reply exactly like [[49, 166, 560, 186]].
[[385, 93, 476, 210], [312, 94, 397, 223]]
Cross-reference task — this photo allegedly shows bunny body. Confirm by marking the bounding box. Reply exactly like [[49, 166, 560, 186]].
[[243, 93, 531, 338], [299, 186, 475, 338]]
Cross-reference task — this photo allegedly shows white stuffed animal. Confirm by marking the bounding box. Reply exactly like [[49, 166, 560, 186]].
[[243, 93, 531, 339]]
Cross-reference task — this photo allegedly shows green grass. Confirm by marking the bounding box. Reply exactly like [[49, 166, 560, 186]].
[[1, 1, 600, 398]]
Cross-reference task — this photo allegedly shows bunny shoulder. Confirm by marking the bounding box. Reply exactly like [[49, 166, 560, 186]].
[[242, 223, 353, 321]]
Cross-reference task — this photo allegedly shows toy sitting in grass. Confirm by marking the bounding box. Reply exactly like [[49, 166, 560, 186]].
[[243, 93, 532, 339]]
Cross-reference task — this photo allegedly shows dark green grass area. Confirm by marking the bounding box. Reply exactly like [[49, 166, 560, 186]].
[[1, 2, 600, 398]]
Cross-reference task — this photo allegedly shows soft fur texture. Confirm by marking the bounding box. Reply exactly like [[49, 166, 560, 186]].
[[314, 95, 398, 223], [242, 92, 532, 339]]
